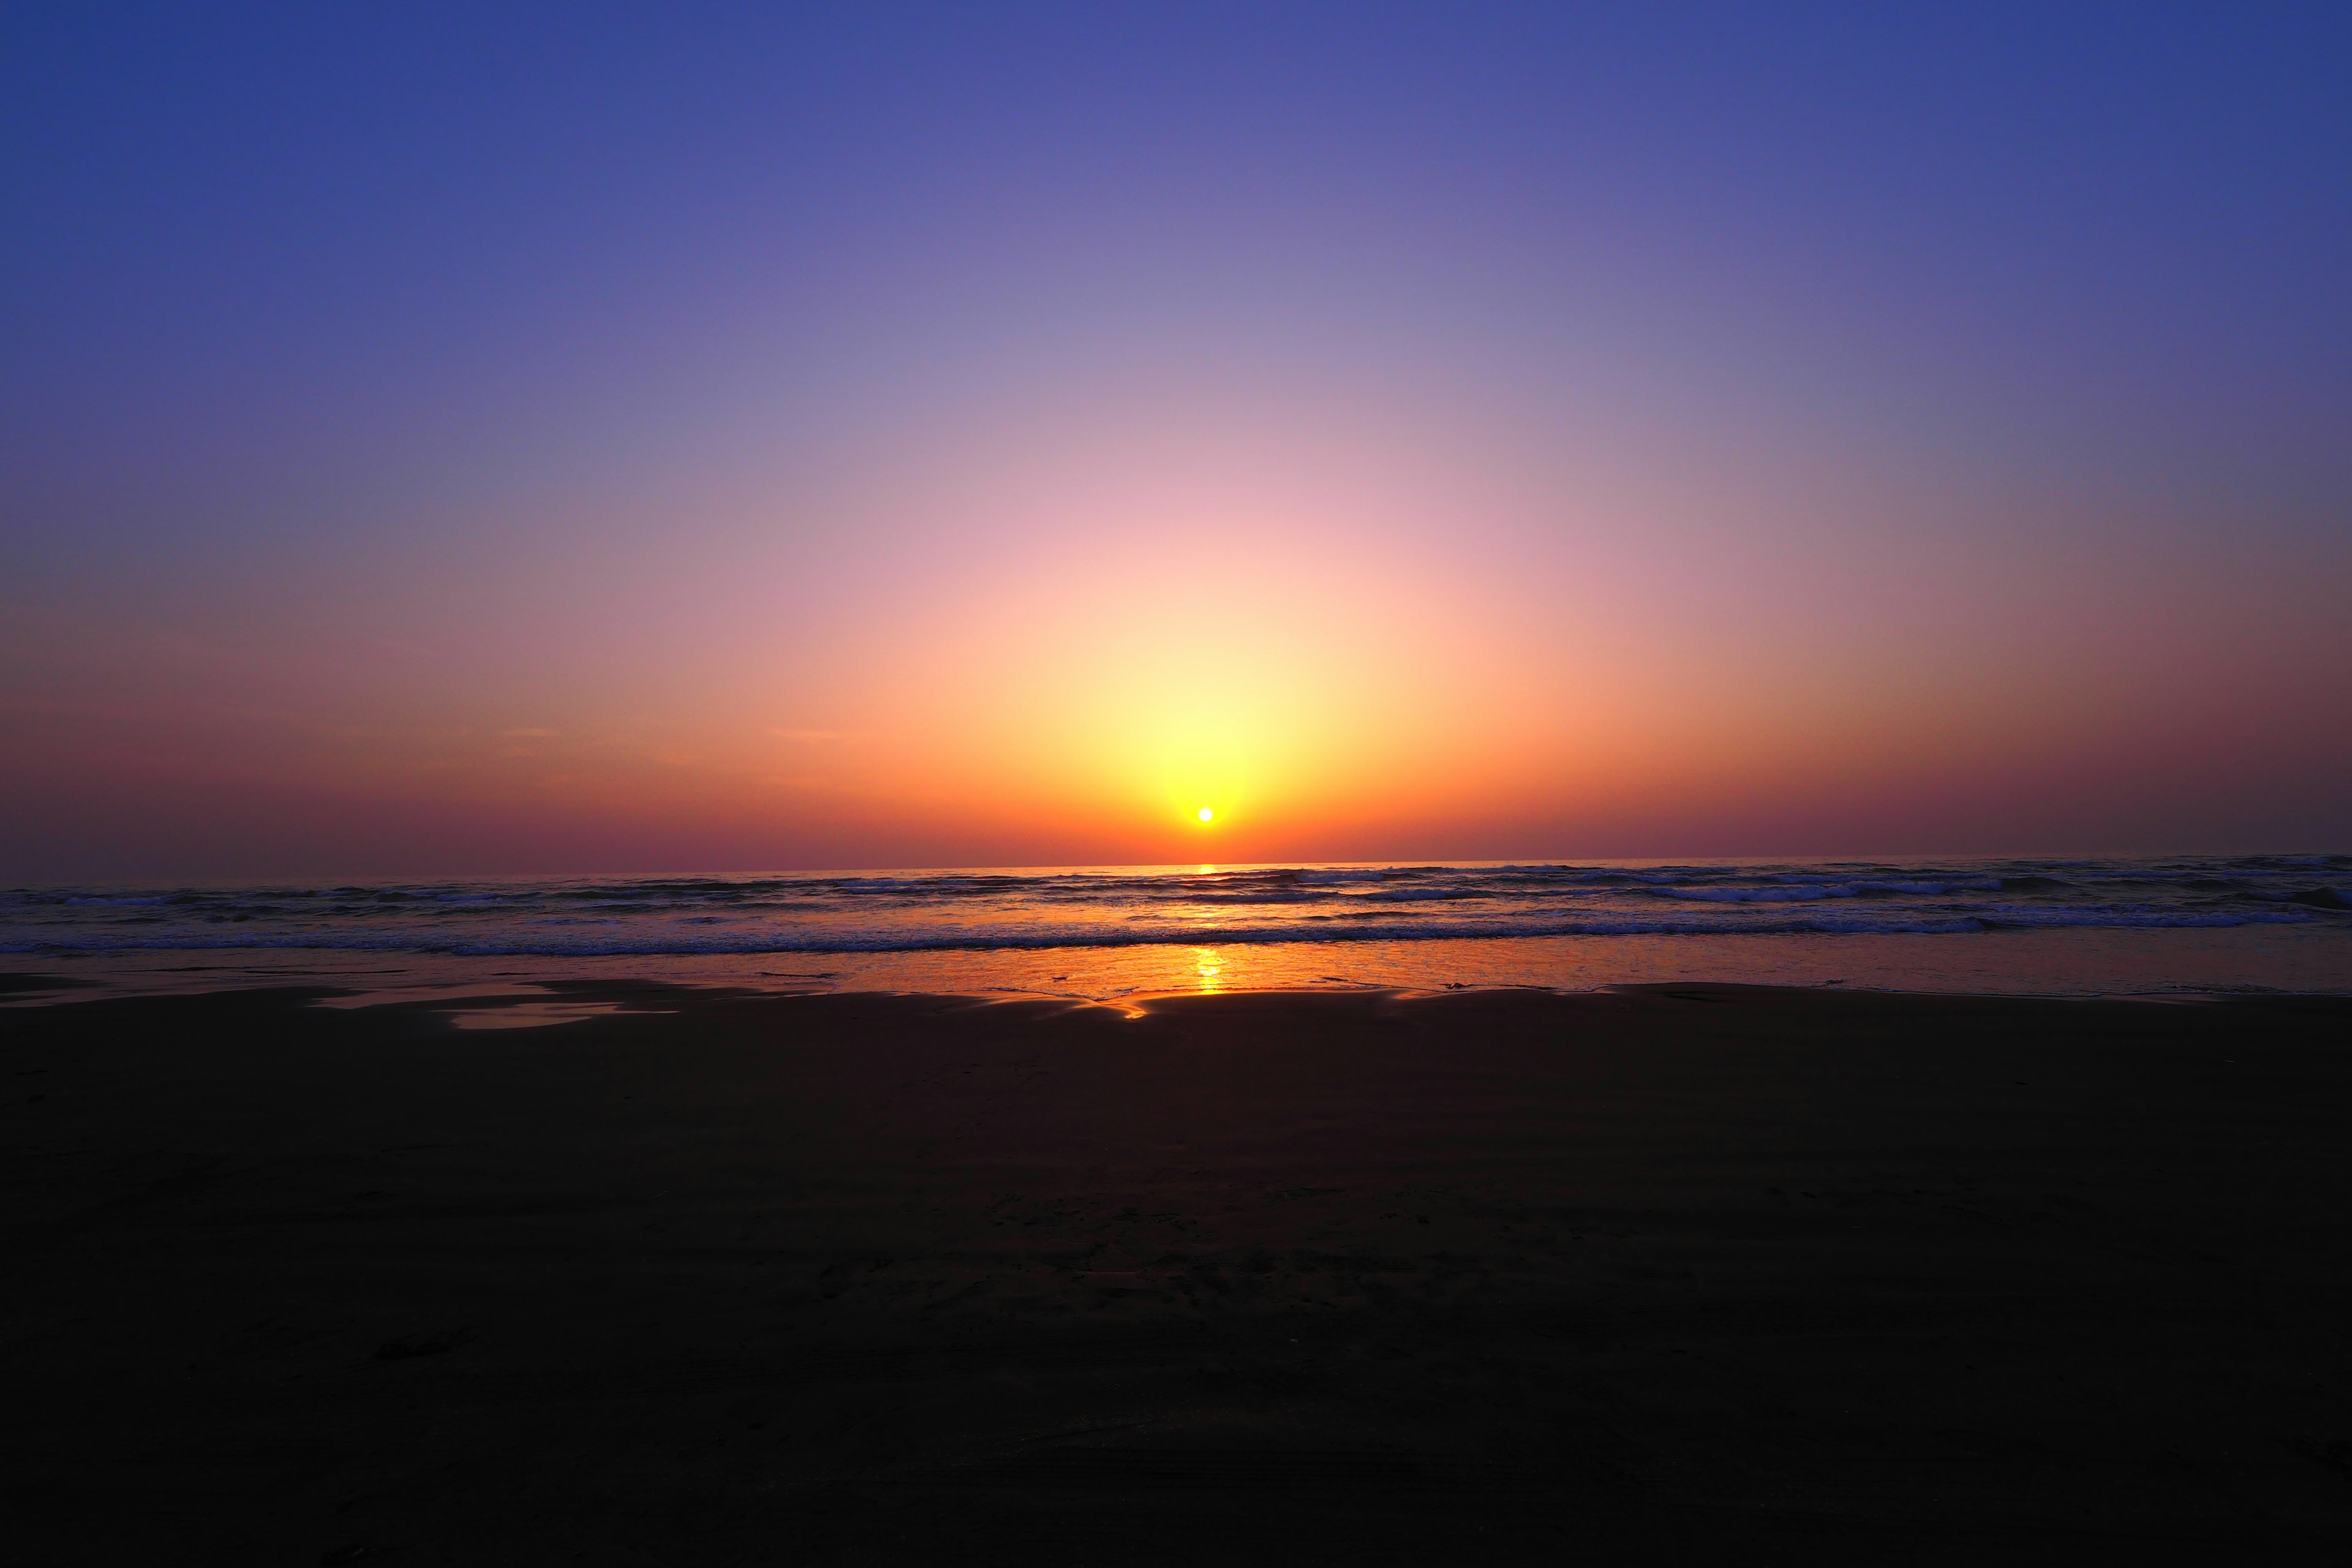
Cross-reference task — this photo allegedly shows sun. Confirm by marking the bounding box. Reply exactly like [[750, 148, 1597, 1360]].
[[1197, 807, 1215, 823]]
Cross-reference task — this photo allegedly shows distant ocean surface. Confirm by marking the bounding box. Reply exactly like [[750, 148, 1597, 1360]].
[[5, 856, 2348, 1005]]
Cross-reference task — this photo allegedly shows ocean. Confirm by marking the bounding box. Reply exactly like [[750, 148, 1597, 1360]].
[[5, 855, 2348, 1008]]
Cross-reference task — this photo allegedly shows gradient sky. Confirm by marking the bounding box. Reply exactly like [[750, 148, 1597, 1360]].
[[5, 2, 2349, 878]]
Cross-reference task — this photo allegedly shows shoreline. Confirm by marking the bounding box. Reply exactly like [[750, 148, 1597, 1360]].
[[9, 969, 2350, 1035], [5, 917, 2349, 1012]]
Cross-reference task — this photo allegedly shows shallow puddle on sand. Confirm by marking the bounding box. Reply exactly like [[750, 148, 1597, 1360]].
[[443, 1000, 665, 1030], [308, 981, 671, 1029], [313, 979, 557, 1011]]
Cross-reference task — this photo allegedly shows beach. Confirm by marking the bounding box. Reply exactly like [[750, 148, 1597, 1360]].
[[6, 979, 2351, 1562], [16, 8, 2352, 1564]]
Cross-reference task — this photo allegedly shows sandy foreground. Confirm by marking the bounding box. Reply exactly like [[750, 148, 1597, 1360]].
[[4, 979, 2351, 1563]]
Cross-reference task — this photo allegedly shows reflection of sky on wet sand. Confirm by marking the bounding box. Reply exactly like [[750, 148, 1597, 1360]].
[[1194, 948, 1223, 993], [7, 925, 2347, 1012]]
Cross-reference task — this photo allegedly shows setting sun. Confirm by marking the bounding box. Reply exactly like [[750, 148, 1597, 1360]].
[[6, 13, 2350, 1552]]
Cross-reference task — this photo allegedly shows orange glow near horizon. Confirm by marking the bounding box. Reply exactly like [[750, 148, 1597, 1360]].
[[5, 301, 2350, 877]]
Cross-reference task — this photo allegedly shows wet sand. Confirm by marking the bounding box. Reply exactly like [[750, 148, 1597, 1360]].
[[5, 982, 2351, 1562]]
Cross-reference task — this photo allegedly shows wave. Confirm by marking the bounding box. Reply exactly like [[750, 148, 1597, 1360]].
[[5, 855, 2346, 960], [1, 906, 2323, 957], [1654, 878, 1997, 903]]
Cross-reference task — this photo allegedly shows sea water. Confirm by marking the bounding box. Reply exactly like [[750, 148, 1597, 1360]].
[[4, 856, 2348, 1003]]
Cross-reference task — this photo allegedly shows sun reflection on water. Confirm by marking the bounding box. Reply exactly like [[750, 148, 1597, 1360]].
[[1194, 946, 1223, 992]]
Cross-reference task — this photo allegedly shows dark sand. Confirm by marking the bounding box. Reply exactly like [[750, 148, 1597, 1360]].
[[5, 982, 2351, 1563]]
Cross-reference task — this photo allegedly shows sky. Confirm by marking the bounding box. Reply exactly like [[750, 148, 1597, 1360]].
[[4, 2, 2349, 879]]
